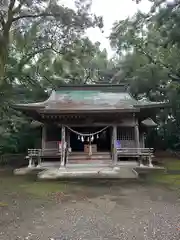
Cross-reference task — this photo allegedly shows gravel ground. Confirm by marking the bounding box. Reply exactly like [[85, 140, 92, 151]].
[[0, 175, 180, 240]]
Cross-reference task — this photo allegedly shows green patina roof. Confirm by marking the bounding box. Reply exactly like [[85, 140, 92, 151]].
[[13, 84, 168, 113], [50, 90, 137, 106]]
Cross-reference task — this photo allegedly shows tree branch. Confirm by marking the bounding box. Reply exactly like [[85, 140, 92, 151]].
[[43, 76, 57, 89], [18, 46, 62, 71], [13, 12, 61, 22], [136, 45, 180, 81], [4, 0, 16, 38], [0, 12, 5, 29], [110, 69, 122, 83], [110, 42, 180, 83]]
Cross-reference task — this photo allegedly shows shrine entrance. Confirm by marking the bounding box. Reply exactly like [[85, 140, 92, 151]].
[[69, 126, 111, 153]]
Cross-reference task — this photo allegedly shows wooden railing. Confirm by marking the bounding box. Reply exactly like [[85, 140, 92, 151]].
[[117, 148, 154, 157], [27, 148, 61, 167], [28, 148, 61, 157], [28, 149, 41, 157], [117, 148, 154, 166]]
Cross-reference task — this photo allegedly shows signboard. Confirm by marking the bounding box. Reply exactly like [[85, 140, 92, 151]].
[[116, 140, 121, 149]]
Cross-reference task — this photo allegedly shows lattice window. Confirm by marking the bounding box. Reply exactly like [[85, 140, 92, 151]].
[[117, 127, 134, 140], [117, 127, 135, 148]]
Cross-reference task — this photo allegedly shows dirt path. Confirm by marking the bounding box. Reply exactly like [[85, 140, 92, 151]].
[[0, 171, 180, 240]]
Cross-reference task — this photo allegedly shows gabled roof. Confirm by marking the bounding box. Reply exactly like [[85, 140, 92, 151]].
[[13, 84, 168, 114], [141, 118, 157, 127]]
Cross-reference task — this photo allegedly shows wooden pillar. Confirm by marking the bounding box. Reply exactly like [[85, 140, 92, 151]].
[[41, 124, 46, 150], [66, 130, 70, 163], [113, 125, 117, 165], [134, 121, 140, 149], [134, 120, 142, 165], [142, 133, 145, 148], [60, 125, 66, 167], [67, 130, 70, 148]]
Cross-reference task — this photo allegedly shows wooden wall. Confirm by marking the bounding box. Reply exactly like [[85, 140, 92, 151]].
[[117, 127, 144, 148], [42, 122, 145, 150]]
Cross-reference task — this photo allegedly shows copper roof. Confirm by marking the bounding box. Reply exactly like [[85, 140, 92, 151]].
[[13, 85, 168, 113]]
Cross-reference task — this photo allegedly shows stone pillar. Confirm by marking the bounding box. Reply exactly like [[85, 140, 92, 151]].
[[36, 149, 42, 168], [27, 150, 35, 168], [113, 125, 118, 165], [28, 156, 34, 168], [148, 149, 153, 167], [60, 125, 66, 167]]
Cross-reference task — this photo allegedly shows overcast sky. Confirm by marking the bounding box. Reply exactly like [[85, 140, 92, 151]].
[[60, 0, 152, 56]]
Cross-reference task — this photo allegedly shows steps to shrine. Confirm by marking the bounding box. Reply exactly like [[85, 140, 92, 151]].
[[67, 152, 112, 165]]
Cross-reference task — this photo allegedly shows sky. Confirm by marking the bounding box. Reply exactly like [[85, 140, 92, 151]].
[[60, 0, 152, 56]]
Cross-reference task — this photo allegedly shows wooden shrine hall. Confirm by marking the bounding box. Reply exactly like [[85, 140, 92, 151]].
[[13, 84, 167, 179]]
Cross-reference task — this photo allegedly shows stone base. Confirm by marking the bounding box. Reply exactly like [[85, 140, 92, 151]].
[[38, 167, 138, 180], [14, 167, 35, 175]]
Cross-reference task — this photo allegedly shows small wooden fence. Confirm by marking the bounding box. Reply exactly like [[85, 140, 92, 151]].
[[117, 148, 154, 157], [28, 148, 61, 158]]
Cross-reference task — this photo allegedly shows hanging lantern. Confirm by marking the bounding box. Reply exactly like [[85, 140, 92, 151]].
[[91, 135, 94, 142], [97, 134, 99, 139], [78, 135, 80, 140], [81, 136, 84, 142], [87, 136, 89, 142]]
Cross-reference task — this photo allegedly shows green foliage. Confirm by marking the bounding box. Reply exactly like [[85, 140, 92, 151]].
[[0, 0, 115, 154], [110, 0, 180, 150], [3, 0, 180, 154]]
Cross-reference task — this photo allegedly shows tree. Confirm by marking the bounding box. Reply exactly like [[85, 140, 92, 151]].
[[109, 0, 180, 150], [131, 0, 180, 81], [0, 34, 113, 153], [0, 0, 103, 83], [0, 0, 107, 154]]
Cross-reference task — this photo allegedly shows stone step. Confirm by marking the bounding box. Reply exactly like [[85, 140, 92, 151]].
[[67, 159, 112, 165], [68, 155, 112, 160], [65, 164, 113, 169], [70, 152, 111, 155]]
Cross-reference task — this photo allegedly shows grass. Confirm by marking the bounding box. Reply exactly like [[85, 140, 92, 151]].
[[148, 158, 180, 189], [1, 158, 180, 198], [152, 174, 180, 186], [0, 170, 66, 198], [165, 159, 180, 170]]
